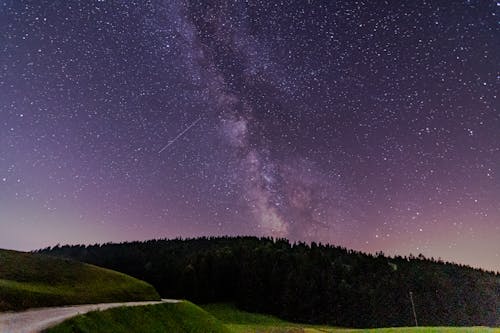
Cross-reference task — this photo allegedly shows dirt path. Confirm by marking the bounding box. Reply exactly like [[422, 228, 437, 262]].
[[0, 299, 179, 333]]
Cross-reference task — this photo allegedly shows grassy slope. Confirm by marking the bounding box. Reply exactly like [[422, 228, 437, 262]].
[[203, 304, 500, 333], [0, 249, 160, 311], [45, 302, 500, 333], [45, 301, 231, 333]]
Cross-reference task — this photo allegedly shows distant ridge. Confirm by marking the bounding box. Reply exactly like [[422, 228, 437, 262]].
[[40, 236, 500, 328]]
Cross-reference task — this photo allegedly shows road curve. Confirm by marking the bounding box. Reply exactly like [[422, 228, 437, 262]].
[[0, 299, 180, 333]]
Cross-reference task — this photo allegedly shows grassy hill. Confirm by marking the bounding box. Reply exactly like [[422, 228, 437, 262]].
[[0, 249, 160, 311], [44, 301, 231, 333], [45, 302, 498, 333]]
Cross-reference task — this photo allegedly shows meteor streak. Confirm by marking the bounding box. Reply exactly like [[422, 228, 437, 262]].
[[158, 117, 201, 153]]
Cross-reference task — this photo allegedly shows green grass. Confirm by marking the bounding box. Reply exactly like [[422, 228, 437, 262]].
[[202, 303, 500, 333], [203, 303, 342, 333], [43, 301, 499, 333], [0, 249, 160, 311], [44, 301, 231, 333], [339, 329, 500, 333]]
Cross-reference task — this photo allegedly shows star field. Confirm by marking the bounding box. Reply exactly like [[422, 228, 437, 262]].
[[0, 0, 499, 271]]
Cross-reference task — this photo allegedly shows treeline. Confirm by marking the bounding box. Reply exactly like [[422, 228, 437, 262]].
[[39, 237, 499, 327]]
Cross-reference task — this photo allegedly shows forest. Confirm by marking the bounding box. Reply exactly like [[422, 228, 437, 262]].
[[39, 237, 500, 328]]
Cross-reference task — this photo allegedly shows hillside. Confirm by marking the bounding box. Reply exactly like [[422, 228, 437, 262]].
[[46, 302, 498, 333], [0, 249, 160, 311], [203, 303, 341, 332], [45, 301, 230, 333], [202, 303, 499, 333], [40, 237, 500, 327]]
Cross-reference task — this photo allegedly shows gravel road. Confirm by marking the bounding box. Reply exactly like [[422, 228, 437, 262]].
[[0, 299, 179, 333]]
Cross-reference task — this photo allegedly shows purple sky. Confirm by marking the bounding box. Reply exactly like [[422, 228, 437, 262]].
[[0, 0, 498, 271]]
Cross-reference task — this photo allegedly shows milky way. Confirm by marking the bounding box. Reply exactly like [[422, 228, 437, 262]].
[[0, 1, 498, 271]]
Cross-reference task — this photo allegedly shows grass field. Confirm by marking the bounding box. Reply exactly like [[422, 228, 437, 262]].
[[203, 304, 499, 333], [0, 249, 160, 311], [45, 301, 499, 333], [44, 301, 231, 333]]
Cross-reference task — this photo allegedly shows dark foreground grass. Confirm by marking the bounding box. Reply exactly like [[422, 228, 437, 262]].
[[203, 303, 339, 332], [45, 301, 231, 333], [44, 301, 499, 333], [0, 249, 160, 311], [203, 303, 500, 333], [338, 329, 499, 333]]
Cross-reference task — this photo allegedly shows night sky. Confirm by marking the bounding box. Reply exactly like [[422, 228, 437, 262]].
[[1, 1, 499, 271]]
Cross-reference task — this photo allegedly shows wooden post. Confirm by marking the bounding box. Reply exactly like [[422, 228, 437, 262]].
[[409, 291, 418, 326]]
